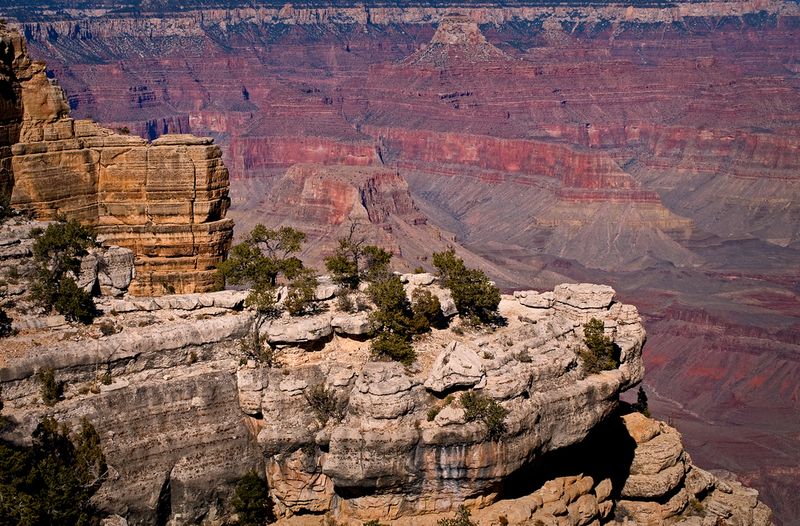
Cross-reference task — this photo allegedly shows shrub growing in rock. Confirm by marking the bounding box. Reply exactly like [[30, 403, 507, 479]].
[[460, 390, 509, 441], [37, 368, 63, 406], [238, 330, 278, 367], [0, 307, 12, 338], [30, 219, 97, 324], [304, 384, 346, 426], [432, 249, 500, 325], [231, 470, 274, 526], [284, 268, 319, 316], [580, 318, 619, 374], [0, 416, 106, 526], [437, 505, 477, 526]]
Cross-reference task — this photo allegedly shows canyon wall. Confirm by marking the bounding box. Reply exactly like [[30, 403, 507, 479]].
[[0, 27, 233, 295], [6, 1, 800, 522]]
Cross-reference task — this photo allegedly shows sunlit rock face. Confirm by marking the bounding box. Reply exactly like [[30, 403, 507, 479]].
[[0, 29, 233, 295]]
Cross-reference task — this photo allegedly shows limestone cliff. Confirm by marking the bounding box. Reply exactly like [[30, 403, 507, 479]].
[[0, 226, 773, 526], [0, 27, 233, 295]]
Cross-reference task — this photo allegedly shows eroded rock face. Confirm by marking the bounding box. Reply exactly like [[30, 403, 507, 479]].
[[617, 412, 773, 526], [0, 28, 233, 295], [229, 285, 648, 520], [0, 279, 770, 525]]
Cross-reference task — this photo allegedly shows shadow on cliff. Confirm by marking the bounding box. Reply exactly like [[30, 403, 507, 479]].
[[498, 407, 637, 502]]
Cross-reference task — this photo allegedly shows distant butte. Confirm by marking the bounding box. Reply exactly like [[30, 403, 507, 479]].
[[402, 13, 513, 67]]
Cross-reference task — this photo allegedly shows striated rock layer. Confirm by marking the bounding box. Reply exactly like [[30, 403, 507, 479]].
[[0, 273, 773, 525], [0, 28, 233, 295], [8, 2, 800, 521]]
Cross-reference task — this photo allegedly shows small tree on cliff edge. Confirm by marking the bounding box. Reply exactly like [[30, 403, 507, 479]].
[[217, 224, 314, 315], [432, 248, 500, 325], [324, 222, 392, 289], [217, 225, 317, 362], [30, 219, 97, 324], [580, 318, 620, 375]]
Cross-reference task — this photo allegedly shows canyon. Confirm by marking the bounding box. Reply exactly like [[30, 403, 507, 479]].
[[1, 0, 799, 523]]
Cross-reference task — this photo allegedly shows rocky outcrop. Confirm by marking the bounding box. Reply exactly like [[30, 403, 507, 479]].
[[0, 28, 233, 295], [616, 412, 772, 526], [0, 274, 773, 525], [402, 14, 512, 67]]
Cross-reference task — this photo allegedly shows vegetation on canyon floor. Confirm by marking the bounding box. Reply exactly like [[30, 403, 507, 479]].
[[0, 307, 12, 338], [436, 505, 477, 526], [231, 471, 274, 526], [36, 367, 64, 407]]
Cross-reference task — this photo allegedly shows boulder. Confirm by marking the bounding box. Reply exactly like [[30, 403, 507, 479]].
[[349, 361, 421, 419], [264, 315, 333, 345], [331, 312, 373, 336], [424, 341, 485, 393], [622, 461, 686, 499], [554, 283, 615, 310], [514, 290, 555, 309], [630, 427, 684, 475], [623, 411, 661, 444], [315, 278, 338, 301], [97, 246, 135, 296], [404, 272, 435, 286]]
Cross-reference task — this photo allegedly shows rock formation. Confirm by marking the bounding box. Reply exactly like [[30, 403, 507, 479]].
[[0, 241, 773, 526], [5, 1, 800, 521], [0, 27, 233, 295]]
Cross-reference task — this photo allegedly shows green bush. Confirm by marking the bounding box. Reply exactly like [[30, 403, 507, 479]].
[[366, 275, 421, 365], [411, 288, 445, 331], [231, 470, 274, 526], [0, 308, 12, 338], [460, 390, 509, 441], [324, 227, 392, 289], [371, 332, 416, 366], [53, 277, 96, 324], [284, 268, 319, 316], [30, 219, 97, 324], [37, 368, 63, 406], [368, 275, 414, 333], [437, 505, 476, 526], [432, 249, 500, 325], [304, 384, 346, 426], [580, 318, 619, 374], [0, 416, 106, 526]]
